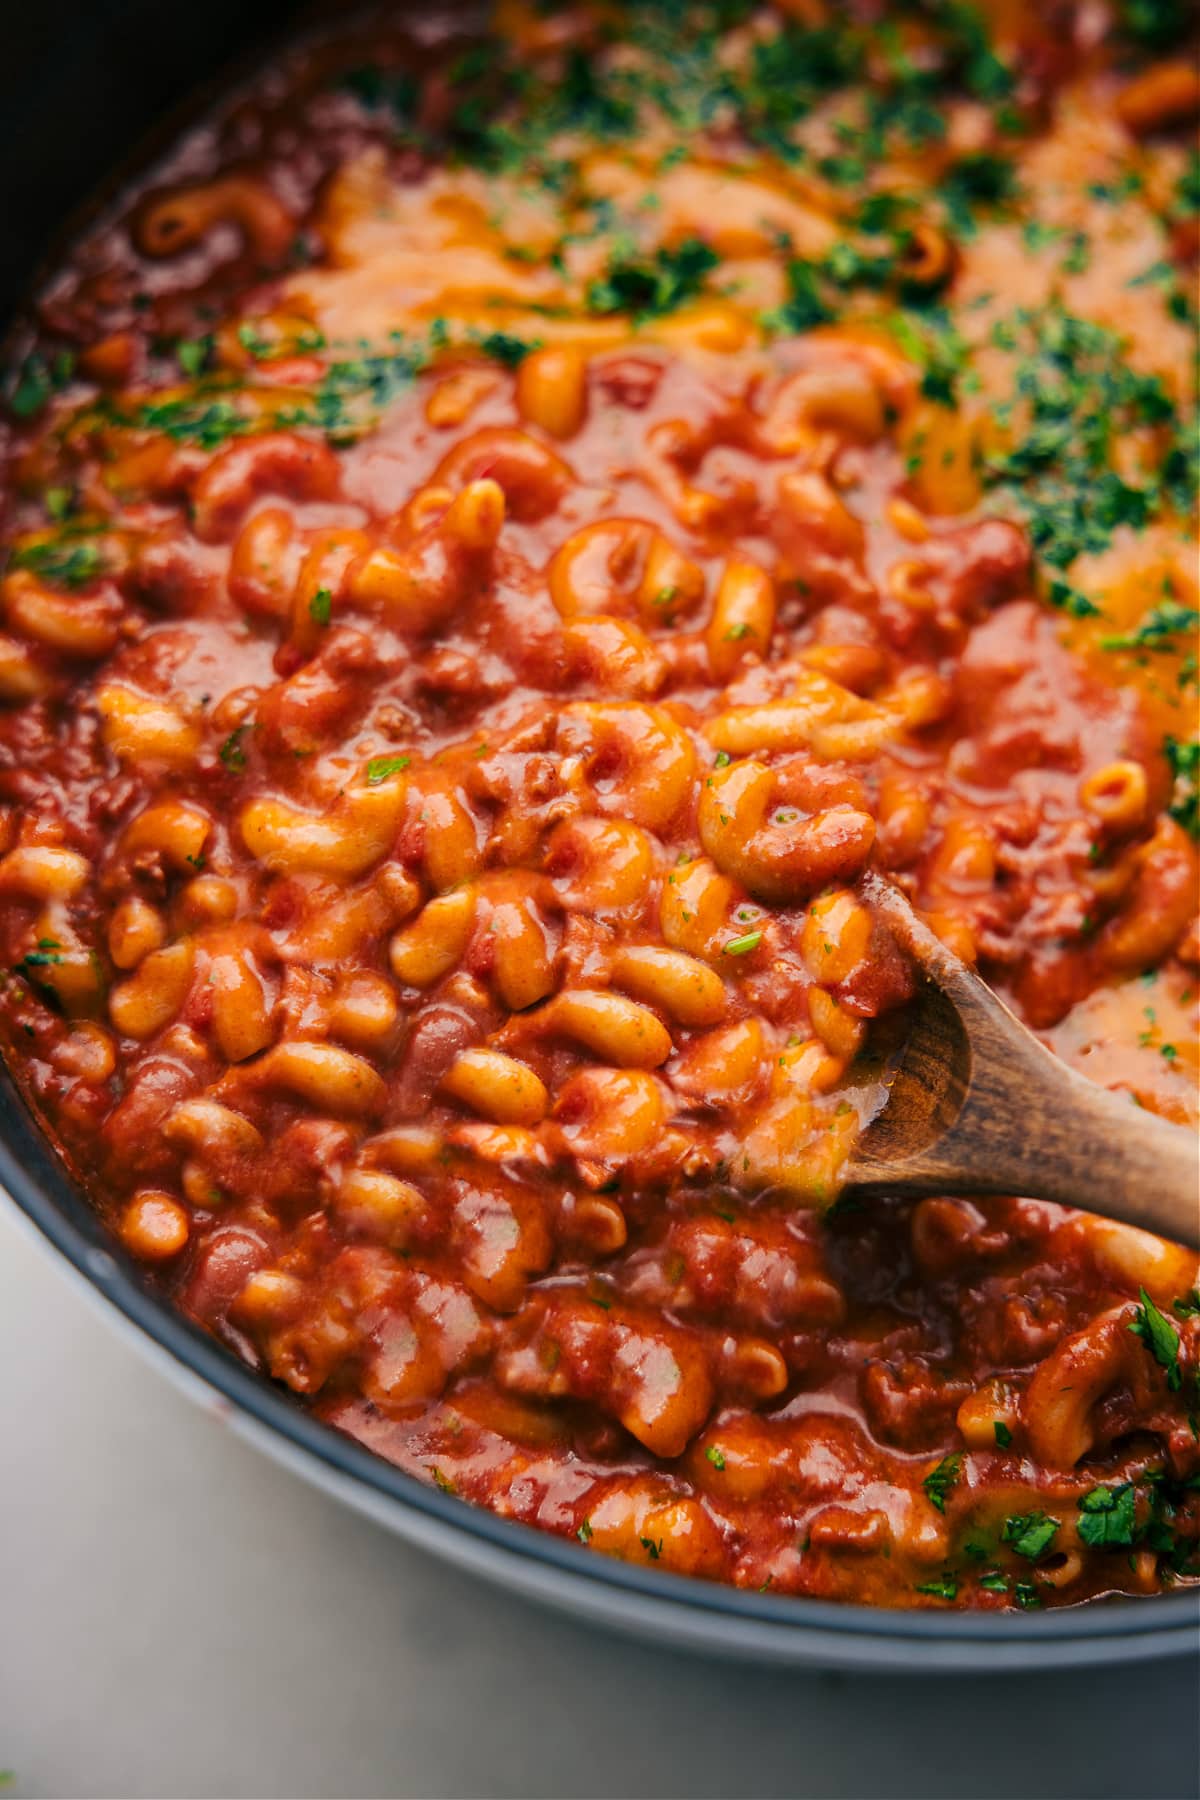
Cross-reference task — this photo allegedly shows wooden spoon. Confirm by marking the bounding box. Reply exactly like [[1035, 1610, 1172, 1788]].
[[842, 872, 1200, 1249]]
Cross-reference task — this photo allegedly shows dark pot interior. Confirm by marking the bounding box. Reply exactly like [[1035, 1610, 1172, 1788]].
[[0, 0, 300, 321]]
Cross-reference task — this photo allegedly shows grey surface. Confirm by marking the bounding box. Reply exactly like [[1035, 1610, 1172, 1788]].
[[1, 1201, 1197, 1800]]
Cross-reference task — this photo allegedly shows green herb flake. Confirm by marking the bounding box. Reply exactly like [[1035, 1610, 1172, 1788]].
[[365, 754, 412, 785], [218, 726, 250, 773], [1001, 1510, 1060, 1561], [471, 329, 538, 367], [1101, 601, 1200, 654], [1129, 1287, 1183, 1391], [1077, 1483, 1138, 1549], [916, 1573, 958, 1600], [993, 1420, 1013, 1449], [309, 586, 333, 626], [723, 929, 763, 957], [1164, 736, 1199, 839], [176, 336, 213, 377], [586, 237, 719, 321], [1046, 578, 1100, 620], [18, 946, 64, 969], [922, 1452, 962, 1514], [10, 349, 74, 418], [982, 303, 1191, 595], [236, 322, 325, 362], [706, 1445, 726, 1470], [11, 537, 105, 589], [1119, 0, 1192, 51]]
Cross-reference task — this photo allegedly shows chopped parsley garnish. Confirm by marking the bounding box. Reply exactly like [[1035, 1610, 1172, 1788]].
[[577, 1518, 593, 1542], [586, 237, 719, 320], [236, 323, 276, 361], [112, 339, 428, 448], [1164, 736, 1199, 839], [916, 1573, 959, 1600], [922, 1452, 962, 1514], [310, 341, 431, 427], [341, 63, 419, 122], [365, 754, 412, 784], [1046, 579, 1101, 620], [11, 536, 105, 588], [706, 1445, 726, 1470], [8, 349, 75, 418], [1001, 1510, 1060, 1561], [723, 929, 763, 956], [983, 304, 1187, 582], [1077, 1484, 1138, 1549], [237, 320, 326, 361], [1174, 150, 1200, 222], [884, 306, 969, 405], [1101, 601, 1200, 653], [218, 726, 250, 772], [176, 336, 213, 377], [640, 1535, 663, 1560], [771, 259, 967, 400], [941, 150, 1017, 238], [309, 587, 333, 626], [103, 315, 551, 451], [470, 329, 537, 367], [124, 391, 256, 450], [10, 359, 53, 418], [378, 0, 1027, 218], [1118, 0, 1192, 50], [1129, 1287, 1183, 1391], [18, 941, 64, 970], [993, 1421, 1013, 1449], [774, 260, 836, 334]]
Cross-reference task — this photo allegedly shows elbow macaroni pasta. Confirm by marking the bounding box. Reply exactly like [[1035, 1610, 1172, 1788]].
[[0, 0, 1195, 1612]]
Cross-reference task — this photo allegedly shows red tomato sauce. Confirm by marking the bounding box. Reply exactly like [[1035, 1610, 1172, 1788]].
[[0, 1, 1196, 1608]]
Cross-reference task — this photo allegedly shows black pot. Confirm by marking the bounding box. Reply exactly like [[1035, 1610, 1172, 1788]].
[[1, 0, 1197, 1668]]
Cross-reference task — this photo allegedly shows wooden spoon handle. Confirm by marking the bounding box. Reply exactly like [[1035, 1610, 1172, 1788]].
[[1038, 1074, 1200, 1243], [879, 1019, 1200, 1246], [849, 875, 1200, 1249]]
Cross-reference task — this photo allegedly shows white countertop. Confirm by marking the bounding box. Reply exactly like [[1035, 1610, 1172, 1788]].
[[1, 1198, 1196, 1800]]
